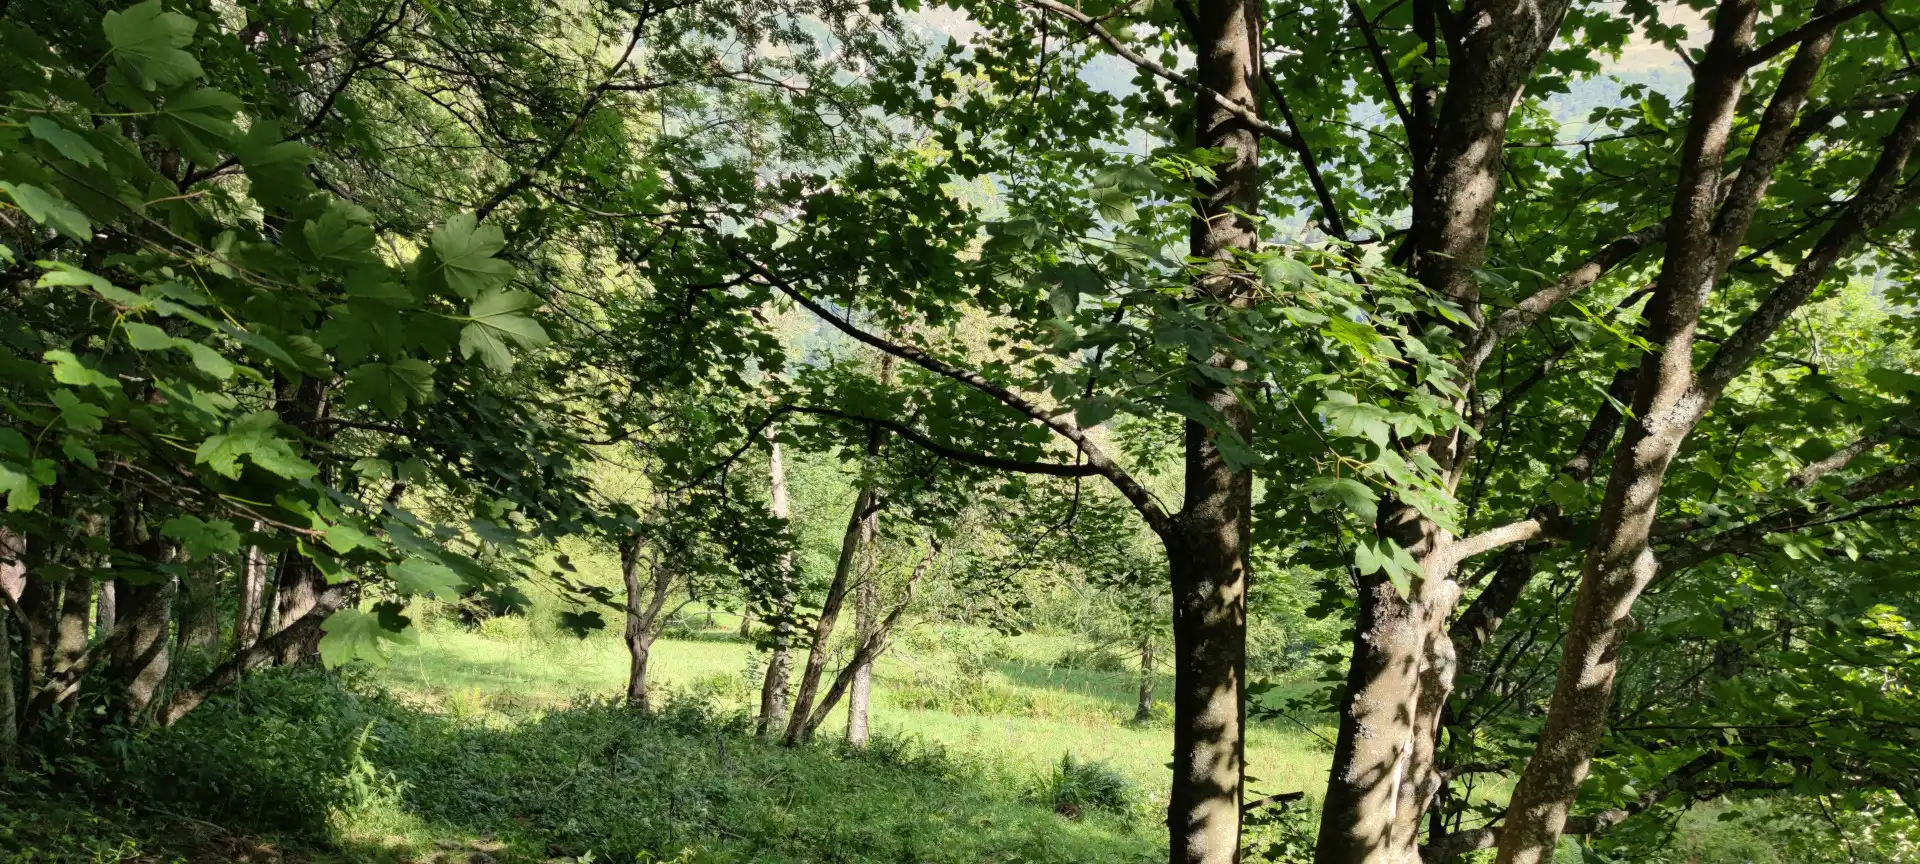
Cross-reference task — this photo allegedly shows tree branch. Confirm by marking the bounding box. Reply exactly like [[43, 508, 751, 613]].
[[739, 255, 1174, 536], [1462, 224, 1665, 375], [1743, 0, 1883, 69], [1022, 0, 1301, 150], [781, 405, 1103, 478]]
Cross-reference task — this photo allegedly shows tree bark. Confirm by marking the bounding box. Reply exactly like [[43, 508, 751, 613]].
[[1493, 7, 1760, 861], [621, 538, 674, 712], [271, 549, 325, 665], [1167, 1, 1260, 860], [234, 538, 267, 650], [110, 576, 176, 722], [845, 561, 878, 746], [53, 570, 92, 710], [96, 579, 116, 635], [757, 434, 796, 739], [1, 528, 22, 762], [1316, 4, 1578, 860], [270, 376, 331, 666], [18, 573, 57, 706]]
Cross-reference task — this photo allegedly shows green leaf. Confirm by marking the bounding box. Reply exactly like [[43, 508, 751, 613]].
[[123, 321, 175, 351], [430, 212, 514, 299], [1309, 475, 1378, 522], [389, 556, 463, 601], [324, 522, 377, 554], [1, 182, 91, 241], [26, 117, 104, 167], [343, 358, 435, 418], [103, 0, 203, 90], [317, 608, 415, 668], [194, 410, 318, 480], [1318, 393, 1393, 448], [59, 435, 97, 469], [1353, 541, 1384, 576], [302, 201, 380, 267], [161, 515, 240, 560], [0, 430, 28, 460], [43, 350, 121, 391], [156, 87, 240, 166], [0, 461, 51, 512], [181, 341, 236, 379], [51, 389, 106, 433], [40, 263, 147, 308], [460, 290, 548, 372], [234, 121, 313, 208]]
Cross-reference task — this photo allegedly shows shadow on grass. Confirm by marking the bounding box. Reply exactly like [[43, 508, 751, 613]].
[[4, 667, 1156, 864]]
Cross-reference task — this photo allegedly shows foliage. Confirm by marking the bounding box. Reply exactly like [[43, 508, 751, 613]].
[[1038, 753, 1137, 819]]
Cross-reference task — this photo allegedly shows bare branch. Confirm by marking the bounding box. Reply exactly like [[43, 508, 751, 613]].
[[1463, 224, 1665, 374]]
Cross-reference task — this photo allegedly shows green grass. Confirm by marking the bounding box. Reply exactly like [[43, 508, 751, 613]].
[[374, 614, 1334, 810]]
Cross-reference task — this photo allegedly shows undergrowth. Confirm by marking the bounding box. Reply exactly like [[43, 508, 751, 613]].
[[0, 667, 1154, 864]]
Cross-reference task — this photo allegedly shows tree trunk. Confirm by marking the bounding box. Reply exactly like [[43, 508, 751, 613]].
[[622, 539, 674, 712], [52, 570, 92, 710], [271, 550, 325, 665], [234, 538, 267, 650], [96, 580, 116, 634], [1134, 633, 1154, 724], [177, 563, 221, 653], [803, 538, 937, 740], [110, 576, 176, 722], [269, 376, 331, 666], [845, 528, 880, 747], [18, 574, 57, 706], [757, 435, 796, 738], [1, 528, 23, 762], [1168, 0, 1259, 860], [785, 470, 880, 745], [1494, 7, 1759, 860]]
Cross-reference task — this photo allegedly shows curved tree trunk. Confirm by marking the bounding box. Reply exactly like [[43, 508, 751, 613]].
[[785, 467, 880, 745], [622, 538, 674, 712], [52, 570, 93, 711]]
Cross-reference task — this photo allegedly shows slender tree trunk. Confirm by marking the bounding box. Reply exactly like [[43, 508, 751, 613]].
[[785, 457, 882, 744], [1168, 0, 1259, 860], [96, 580, 115, 634], [804, 538, 937, 739], [757, 435, 796, 738], [53, 570, 92, 710], [1, 528, 23, 762], [235, 539, 267, 650], [622, 538, 674, 712], [18, 575, 57, 706], [845, 524, 880, 747], [1134, 633, 1154, 724], [738, 609, 752, 639]]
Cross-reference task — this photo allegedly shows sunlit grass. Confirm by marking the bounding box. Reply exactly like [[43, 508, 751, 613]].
[[375, 611, 1335, 816]]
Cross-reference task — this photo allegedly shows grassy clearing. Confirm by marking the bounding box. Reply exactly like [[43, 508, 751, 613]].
[[375, 615, 1335, 807]]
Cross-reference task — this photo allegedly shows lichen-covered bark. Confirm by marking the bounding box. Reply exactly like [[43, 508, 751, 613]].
[[757, 436, 796, 739]]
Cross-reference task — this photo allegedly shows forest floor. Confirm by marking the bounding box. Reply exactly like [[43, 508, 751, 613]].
[[0, 615, 1332, 864]]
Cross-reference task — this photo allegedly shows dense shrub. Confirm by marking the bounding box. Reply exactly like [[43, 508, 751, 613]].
[[1037, 753, 1136, 818], [1054, 643, 1133, 673]]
